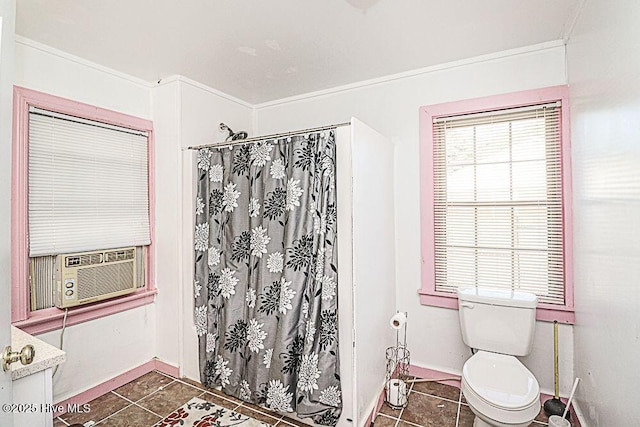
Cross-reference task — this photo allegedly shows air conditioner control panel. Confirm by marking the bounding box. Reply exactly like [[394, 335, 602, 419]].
[[64, 279, 75, 298]]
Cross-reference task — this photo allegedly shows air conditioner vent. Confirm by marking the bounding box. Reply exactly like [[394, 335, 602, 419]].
[[65, 253, 102, 268], [77, 262, 134, 300], [104, 248, 135, 263]]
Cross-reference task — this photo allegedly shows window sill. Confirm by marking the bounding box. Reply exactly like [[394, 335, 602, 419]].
[[12, 289, 157, 335], [418, 289, 575, 324]]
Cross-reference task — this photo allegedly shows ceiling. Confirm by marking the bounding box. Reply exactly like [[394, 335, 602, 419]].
[[16, 0, 581, 104]]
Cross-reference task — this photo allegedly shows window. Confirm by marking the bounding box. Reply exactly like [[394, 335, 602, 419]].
[[12, 86, 156, 334], [419, 86, 573, 323]]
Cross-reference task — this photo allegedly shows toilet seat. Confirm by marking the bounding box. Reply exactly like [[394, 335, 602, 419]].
[[462, 351, 540, 425]]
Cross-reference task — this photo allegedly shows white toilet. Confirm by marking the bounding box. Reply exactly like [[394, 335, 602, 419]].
[[457, 287, 541, 427]]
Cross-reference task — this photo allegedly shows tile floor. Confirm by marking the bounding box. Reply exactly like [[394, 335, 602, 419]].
[[373, 377, 553, 427], [53, 370, 310, 427], [52, 371, 561, 427]]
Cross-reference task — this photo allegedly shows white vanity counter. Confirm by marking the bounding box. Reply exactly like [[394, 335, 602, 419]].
[[11, 326, 66, 427], [11, 326, 66, 380]]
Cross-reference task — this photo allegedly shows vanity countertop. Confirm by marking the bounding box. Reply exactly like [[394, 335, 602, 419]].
[[10, 326, 66, 380]]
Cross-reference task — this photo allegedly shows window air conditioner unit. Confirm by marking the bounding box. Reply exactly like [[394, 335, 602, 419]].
[[55, 247, 137, 309]]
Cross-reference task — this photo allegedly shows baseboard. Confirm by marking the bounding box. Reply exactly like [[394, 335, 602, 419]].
[[53, 358, 179, 417], [407, 364, 462, 388], [153, 358, 180, 378], [571, 400, 589, 427], [364, 389, 385, 427], [363, 381, 386, 427]]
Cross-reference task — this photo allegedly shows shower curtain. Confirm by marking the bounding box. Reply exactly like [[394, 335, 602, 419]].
[[193, 130, 342, 425]]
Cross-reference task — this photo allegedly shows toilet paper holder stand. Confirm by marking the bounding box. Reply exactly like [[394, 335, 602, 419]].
[[385, 311, 410, 409]]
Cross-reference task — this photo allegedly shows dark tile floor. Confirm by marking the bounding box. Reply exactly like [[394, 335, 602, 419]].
[[53, 371, 311, 427], [373, 378, 552, 427], [52, 371, 565, 427]]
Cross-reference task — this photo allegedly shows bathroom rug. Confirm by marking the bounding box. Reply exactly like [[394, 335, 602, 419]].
[[158, 397, 271, 427]]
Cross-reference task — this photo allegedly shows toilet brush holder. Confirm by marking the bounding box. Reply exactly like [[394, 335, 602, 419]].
[[548, 378, 580, 427], [548, 415, 571, 427]]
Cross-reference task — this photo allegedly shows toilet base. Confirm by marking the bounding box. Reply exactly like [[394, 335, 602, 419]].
[[473, 417, 492, 427], [468, 405, 533, 427], [471, 415, 531, 427]]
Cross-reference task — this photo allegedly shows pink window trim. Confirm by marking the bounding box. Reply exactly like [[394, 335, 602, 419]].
[[11, 86, 156, 330], [13, 289, 158, 335], [418, 85, 574, 324]]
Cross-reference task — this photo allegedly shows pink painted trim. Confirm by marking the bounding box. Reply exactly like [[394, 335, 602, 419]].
[[11, 86, 156, 328], [418, 288, 575, 324], [407, 365, 462, 389], [418, 292, 460, 309], [536, 307, 575, 324], [419, 104, 437, 303], [558, 89, 574, 313], [53, 359, 179, 417], [365, 392, 386, 426], [153, 359, 181, 378], [14, 290, 157, 335], [11, 87, 31, 323], [418, 86, 574, 316], [147, 129, 156, 293]]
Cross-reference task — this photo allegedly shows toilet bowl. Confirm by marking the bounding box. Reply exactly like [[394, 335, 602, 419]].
[[462, 351, 540, 427]]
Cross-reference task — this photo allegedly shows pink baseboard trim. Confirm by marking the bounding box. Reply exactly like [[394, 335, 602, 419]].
[[407, 365, 462, 389], [365, 391, 386, 426], [153, 359, 180, 378], [53, 358, 179, 417]]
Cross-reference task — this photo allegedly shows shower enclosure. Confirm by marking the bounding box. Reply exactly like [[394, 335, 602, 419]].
[[181, 118, 396, 427]]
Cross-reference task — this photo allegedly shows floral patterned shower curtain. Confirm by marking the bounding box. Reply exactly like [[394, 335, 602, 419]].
[[193, 130, 342, 425]]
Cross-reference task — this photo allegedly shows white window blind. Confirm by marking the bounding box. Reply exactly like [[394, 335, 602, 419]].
[[433, 102, 565, 304], [28, 107, 151, 256]]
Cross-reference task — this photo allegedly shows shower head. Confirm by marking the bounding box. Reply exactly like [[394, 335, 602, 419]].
[[231, 131, 248, 140], [219, 122, 248, 141]]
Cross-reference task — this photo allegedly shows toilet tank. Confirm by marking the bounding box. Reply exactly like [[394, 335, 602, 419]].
[[457, 287, 538, 356]]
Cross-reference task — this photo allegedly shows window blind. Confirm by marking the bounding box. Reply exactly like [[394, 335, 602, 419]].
[[28, 107, 151, 256], [432, 103, 565, 304]]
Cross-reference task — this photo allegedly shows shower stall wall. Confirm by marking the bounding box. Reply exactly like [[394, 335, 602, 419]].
[[335, 118, 396, 427], [180, 118, 396, 427]]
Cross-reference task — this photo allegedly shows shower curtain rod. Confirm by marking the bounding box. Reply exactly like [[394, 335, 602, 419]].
[[186, 121, 351, 150]]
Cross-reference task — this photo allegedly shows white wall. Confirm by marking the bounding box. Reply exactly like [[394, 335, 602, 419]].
[[11, 38, 254, 401], [37, 306, 155, 402], [151, 79, 182, 371], [149, 76, 254, 382], [14, 39, 157, 402], [1, 2, 16, 425], [254, 44, 575, 396], [15, 37, 151, 119], [12, 38, 255, 400], [567, 1, 640, 425]]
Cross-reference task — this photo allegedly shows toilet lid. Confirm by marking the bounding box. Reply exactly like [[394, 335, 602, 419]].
[[463, 351, 539, 410]]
